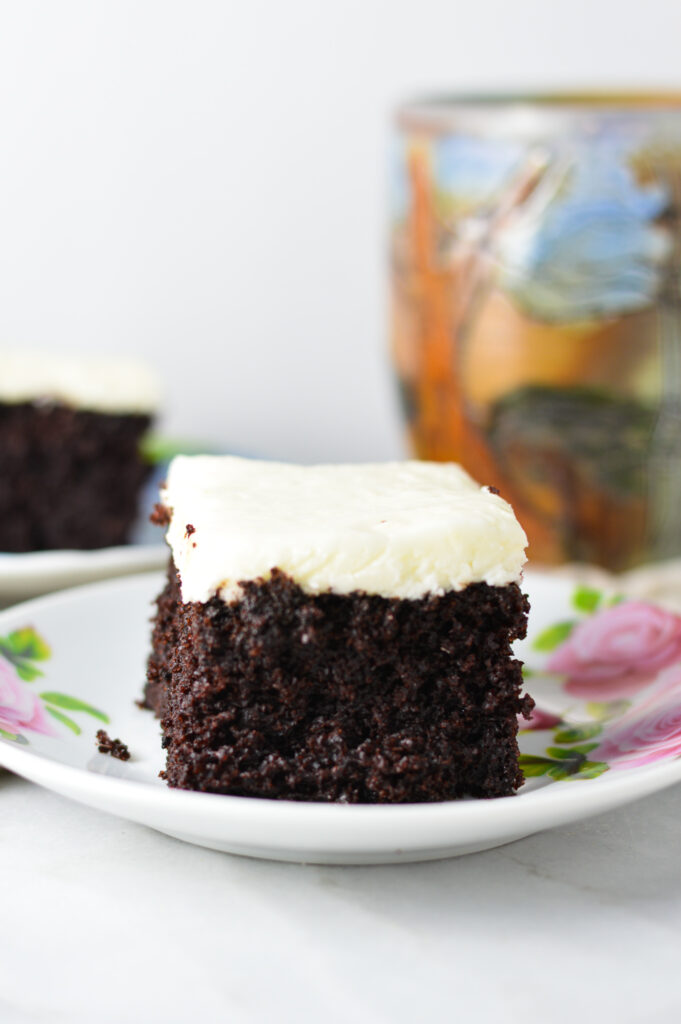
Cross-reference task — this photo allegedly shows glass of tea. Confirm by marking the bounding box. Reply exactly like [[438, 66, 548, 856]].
[[391, 94, 681, 571]]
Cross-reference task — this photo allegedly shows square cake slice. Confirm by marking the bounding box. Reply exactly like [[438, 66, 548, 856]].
[[0, 350, 159, 552], [145, 456, 532, 802]]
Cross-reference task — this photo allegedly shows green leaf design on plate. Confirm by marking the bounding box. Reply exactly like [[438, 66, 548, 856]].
[[532, 621, 576, 652], [572, 585, 602, 614], [576, 761, 610, 779], [565, 742, 600, 756], [0, 727, 29, 745], [520, 748, 609, 782], [546, 742, 600, 759], [0, 627, 50, 683], [553, 722, 603, 743], [40, 693, 109, 724], [518, 755, 557, 777], [3, 627, 51, 661], [45, 707, 82, 735], [547, 764, 576, 780], [14, 661, 43, 683], [545, 746, 583, 760]]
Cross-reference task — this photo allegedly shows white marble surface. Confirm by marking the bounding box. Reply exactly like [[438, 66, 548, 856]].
[[2, 767, 681, 1024]]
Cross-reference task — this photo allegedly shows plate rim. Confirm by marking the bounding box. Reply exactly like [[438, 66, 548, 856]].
[[0, 542, 167, 573], [0, 543, 169, 601]]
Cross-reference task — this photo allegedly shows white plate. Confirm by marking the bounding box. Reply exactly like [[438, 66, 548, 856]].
[[0, 468, 168, 603], [1, 569, 680, 864], [0, 544, 168, 604]]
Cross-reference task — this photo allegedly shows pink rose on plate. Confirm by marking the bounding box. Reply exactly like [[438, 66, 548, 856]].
[[546, 601, 681, 700], [593, 685, 681, 770], [0, 659, 56, 738]]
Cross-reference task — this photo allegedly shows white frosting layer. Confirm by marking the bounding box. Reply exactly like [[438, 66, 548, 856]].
[[162, 456, 528, 603], [0, 350, 160, 413]]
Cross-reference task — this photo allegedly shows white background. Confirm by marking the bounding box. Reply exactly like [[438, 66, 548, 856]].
[[1, 0, 681, 461]]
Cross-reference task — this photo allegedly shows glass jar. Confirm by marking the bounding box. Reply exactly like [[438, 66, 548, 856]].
[[391, 94, 681, 571]]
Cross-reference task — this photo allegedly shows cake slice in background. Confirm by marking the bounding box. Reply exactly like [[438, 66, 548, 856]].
[[0, 350, 160, 552], [145, 455, 532, 803]]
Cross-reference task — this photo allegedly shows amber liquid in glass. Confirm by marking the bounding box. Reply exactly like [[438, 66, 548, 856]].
[[391, 147, 681, 571]]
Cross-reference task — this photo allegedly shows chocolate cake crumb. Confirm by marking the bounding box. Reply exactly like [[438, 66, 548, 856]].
[[185, 523, 195, 537], [96, 729, 131, 761], [487, 486, 501, 495], [150, 503, 171, 527]]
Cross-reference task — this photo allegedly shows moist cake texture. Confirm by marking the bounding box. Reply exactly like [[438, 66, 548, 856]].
[[0, 351, 158, 552], [145, 456, 532, 803]]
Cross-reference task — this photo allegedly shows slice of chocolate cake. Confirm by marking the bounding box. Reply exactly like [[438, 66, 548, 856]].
[[145, 456, 532, 803], [0, 350, 159, 552]]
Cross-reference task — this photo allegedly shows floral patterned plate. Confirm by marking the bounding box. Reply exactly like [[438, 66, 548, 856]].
[[1, 568, 681, 865]]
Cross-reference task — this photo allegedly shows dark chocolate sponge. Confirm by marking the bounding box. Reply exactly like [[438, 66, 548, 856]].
[[0, 401, 152, 552], [145, 561, 532, 803]]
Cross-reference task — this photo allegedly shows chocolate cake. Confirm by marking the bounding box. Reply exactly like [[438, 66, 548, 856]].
[[95, 729, 131, 761], [0, 351, 159, 552], [145, 456, 532, 802]]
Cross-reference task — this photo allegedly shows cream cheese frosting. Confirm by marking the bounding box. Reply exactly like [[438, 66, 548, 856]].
[[0, 350, 160, 414], [162, 455, 528, 603]]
